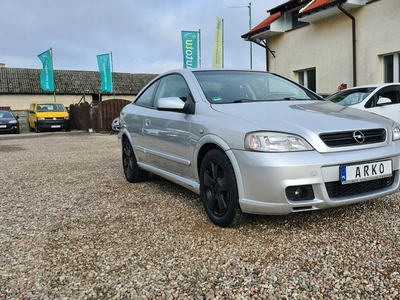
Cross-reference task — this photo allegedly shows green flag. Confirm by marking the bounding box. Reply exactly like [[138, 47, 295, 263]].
[[38, 49, 54, 92], [97, 53, 113, 92]]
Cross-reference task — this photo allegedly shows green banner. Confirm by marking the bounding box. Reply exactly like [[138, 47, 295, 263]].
[[97, 53, 113, 92], [181, 31, 199, 68], [38, 49, 54, 92]]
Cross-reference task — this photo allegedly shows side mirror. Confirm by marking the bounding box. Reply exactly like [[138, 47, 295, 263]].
[[29, 110, 34, 114], [377, 97, 391, 105], [157, 97, 185, 111]]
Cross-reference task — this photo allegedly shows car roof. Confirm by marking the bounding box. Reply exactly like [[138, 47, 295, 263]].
[[345, 83, 400, 90]]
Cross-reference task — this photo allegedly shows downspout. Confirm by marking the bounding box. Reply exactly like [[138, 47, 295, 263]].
[[338, 3, 357, 87]]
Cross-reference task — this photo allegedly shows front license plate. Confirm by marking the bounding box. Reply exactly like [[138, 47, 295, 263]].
[[340, 160, 392, 184], [51, 125, 61, 128], [0, 125, 6, 128]]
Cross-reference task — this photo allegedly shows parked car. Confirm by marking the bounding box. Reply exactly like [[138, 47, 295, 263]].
[[110, 117, 121, 133], [28, 102, 70, 133], [326, 83, 400, 123], [118, 69, 400, 227], [0, 110, 20, 134]]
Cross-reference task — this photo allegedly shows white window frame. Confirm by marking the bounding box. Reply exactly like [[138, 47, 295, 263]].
[[297, 68, 316, 92], [383, 53, 400, 83]]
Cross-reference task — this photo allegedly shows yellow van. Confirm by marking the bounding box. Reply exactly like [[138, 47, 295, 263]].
[[28, 102, 70, 133]]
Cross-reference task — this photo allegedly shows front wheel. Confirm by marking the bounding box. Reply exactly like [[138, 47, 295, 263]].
[[122, 138, 149, 183], [200, 149, 246, 227]]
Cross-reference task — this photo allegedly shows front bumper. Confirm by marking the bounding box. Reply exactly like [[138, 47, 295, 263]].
[[37, 119, 70, 131], [231, 144, 400, 215], [0, 124, 19, 133]]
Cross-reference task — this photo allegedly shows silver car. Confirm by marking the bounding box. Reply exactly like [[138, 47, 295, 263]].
[[119, 69, 400, 227]]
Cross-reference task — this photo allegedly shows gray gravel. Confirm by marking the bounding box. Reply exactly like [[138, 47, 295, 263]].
[[0, 131, 399, 299]]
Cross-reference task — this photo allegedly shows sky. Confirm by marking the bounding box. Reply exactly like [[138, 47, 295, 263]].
[[0, 0, 283, 74]]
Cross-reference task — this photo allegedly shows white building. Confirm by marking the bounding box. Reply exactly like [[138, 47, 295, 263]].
[[242, 0, 399, 94]]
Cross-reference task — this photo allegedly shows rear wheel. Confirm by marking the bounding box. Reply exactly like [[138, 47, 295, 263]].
[[122, 138, 149, 183], [200, 149, 246, 227]]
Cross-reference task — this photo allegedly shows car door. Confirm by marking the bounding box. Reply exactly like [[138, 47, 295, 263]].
[[368, 85, 400, 123], [142, 74, 194, 179], [123, 82, 158, 162]]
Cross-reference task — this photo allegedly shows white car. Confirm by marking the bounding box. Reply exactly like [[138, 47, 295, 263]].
[[326, 83, 400, 123]]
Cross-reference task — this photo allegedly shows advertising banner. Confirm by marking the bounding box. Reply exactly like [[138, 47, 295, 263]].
[[212, 17, 223, 68], [181, 31, 199, 68], [97, 53, 113, 92], [38, 49, 55, 92]]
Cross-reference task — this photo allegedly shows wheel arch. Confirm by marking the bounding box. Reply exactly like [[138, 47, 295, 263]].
[[194, 135, 245, 201]]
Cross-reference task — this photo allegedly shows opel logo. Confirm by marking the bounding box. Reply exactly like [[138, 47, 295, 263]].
[[353, 130, 365, 144]]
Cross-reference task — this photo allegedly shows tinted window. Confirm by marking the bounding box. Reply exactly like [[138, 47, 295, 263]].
[[327, 88, 373, 106], [134, 81, 158, 107], [154, 74, 190, 106], [194, 71, 318, 103]]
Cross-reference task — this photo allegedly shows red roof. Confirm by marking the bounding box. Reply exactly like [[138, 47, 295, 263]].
[[300, 0, 337, 14], [241, 12, 281, 38]]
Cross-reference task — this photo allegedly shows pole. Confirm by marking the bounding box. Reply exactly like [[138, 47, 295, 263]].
[[110, 52, 115, 99], [227, 3, 252, 69], [50, 47, 57, 102], [249, 2, 252, 69], [198, 29, 202, 68]]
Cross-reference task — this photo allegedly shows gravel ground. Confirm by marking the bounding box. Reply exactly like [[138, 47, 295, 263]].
[[0, 131, 399, 299]]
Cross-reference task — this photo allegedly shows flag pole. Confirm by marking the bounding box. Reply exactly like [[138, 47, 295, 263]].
[[198, 29, 201, 68], [110, 52, 115, 99], [50, 47, 56, 102]]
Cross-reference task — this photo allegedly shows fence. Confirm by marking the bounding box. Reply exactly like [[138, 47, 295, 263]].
[[69, 99, 131, 132]]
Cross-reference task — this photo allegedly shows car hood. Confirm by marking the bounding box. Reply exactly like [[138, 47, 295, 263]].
[[211, 100, 392, 135], [0, 117, 17, 124]]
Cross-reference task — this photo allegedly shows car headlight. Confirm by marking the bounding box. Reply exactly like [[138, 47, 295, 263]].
[[9, 120, 17, 124], [38, 117, 45, 121], [245, 131, 314, 152], [393, 124, 400, 141]]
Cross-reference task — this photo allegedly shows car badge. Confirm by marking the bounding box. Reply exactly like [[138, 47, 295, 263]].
[[353, 130, 365, 144]]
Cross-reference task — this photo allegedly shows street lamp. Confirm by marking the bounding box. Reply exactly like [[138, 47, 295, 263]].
[[228, 2, 252, 69]]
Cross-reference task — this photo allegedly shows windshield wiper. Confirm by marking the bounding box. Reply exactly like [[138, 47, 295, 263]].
[[233, 99, 251, 103]]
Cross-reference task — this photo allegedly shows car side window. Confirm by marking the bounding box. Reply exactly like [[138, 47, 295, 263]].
[[154, 74, 190, 107], [134, 81, 158, 107], [376, 86, 400, 106]]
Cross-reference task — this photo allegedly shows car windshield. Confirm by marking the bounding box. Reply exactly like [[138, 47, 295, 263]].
[[0, 111, 13, 118], [37, 104, 66, 112], [193, 70, 320, 104], [326, 88, 374, 106]]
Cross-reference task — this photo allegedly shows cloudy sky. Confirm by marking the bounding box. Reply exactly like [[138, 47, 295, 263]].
[[1, 0, 283, 74]]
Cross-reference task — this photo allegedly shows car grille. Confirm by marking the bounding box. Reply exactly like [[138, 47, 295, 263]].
[[320, 129, 386, 147], [325, 171, 395, 198]]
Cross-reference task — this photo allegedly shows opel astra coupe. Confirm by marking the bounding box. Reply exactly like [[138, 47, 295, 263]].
[[118, 69, 400, 227]]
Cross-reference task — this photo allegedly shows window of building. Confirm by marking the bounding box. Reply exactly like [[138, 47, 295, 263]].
[[297, 69, 316, 92], [383, 53, 400, 83]]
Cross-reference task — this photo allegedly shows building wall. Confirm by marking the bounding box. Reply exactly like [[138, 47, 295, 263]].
[[262, 0, 399, 94], [1, 94, 134, 110]]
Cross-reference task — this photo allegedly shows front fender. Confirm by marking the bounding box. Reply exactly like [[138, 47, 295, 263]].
[[193, 134, 245, 201]]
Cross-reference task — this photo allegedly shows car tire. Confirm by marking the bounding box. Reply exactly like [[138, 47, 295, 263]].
[[200, 149, 246, 227], [122, 138, 149, 183], [29, 124, 34, 132]]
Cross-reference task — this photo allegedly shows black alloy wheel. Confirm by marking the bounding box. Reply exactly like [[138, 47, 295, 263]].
[[200, 149, 245, 227], [122, 138, 149, 183]]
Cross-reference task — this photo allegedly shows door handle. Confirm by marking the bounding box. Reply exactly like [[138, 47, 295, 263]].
[[145, 119, 151, 126]]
